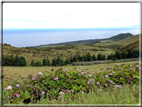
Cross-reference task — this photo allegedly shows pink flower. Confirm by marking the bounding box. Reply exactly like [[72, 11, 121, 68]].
[[54, 77, 59, 81]]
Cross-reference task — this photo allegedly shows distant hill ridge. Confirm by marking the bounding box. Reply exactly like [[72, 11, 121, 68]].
[[27, 33, 133, 48]]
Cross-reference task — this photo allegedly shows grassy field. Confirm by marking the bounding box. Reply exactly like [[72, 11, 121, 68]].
[[3, 61, 139, 85]]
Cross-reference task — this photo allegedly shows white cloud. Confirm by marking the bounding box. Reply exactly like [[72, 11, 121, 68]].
[[3, 3, 140, 29]]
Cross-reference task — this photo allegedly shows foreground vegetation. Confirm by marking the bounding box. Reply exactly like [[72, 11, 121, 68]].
[[3, 61, 140, 105]]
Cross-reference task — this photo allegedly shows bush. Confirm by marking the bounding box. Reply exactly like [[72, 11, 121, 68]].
[[3, 62, 139, 104]]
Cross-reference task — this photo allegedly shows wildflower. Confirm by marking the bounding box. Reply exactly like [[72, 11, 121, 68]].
[[81, 72, 84, 75], [16, 93, 20, 98], [87, 81, 90, 84], [105, 75, 108, 78], [89, 79, 92, 82], [106, 67, 109, 70], [109, 73, 113, 76], [88, 74, 91, 77], [41, 91, 45, 95], [115, 85, 121, 88], [51, 68, 54, 71], [6, 86, 12, 90], [136, 65, 139, 68], [31, 77, 36, 81], [132, 62, 134, 64], [37, 72, 43, 76], [81, 91, 84, 94], [103, 83, 108, 87], [70, 89, 74, 93], [96, 82, 100, 85], [118, 67, 121, 70], [54, 77, 59, 81], [27, 84, 30, 87], [130, 65, 132, 67], [99, 89, 102, 91], [112, 71, 115, 74], [59, 68, 62, 70], [59, 92, 64, 95], [92, 78, 95, 81], [110, 80, 113, 83], [77, 69, 79, 71], [65, 69, 68, 72], [15, 84, 20, 87], [117, 64, 119, 66]]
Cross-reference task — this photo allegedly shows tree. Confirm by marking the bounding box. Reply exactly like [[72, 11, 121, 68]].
[[121, 51, 127, 59], [52, 58, 56, 66], [2, 55, 5, 66], [114, 51, 121, 59], [92, 55, 97, 61], [87, 53, 93, 61], [19, 56, 27, 66], [97, 54, 102, 60], [127, 49, 134, 58], [30, 60, 36, 66], [73, 55, 78, 62], [65, 58, 71, 65], [35, 61, 42, 66], [14, 54, 20, 66], [47, 57, 51, 66], [5, 54, 11, 66], [42, 59, 48, 66], [9, 55, 15, 66]]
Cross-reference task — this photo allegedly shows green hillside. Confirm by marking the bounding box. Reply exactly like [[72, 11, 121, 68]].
[[94, 34, 139, 49], [117, 40, 139, 51]]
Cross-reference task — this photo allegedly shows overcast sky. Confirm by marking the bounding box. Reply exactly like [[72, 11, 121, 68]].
[[3, 3, 140, 29]]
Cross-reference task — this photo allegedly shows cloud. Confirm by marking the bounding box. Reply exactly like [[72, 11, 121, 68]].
[[3, 3, 140, 29]]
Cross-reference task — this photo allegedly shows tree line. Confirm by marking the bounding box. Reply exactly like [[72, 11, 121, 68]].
[[2, 49, 139, 66], [2, 54, 27, 66]]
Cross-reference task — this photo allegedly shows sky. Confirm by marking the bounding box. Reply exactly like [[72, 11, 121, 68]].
[[3, 3, 140, 47]]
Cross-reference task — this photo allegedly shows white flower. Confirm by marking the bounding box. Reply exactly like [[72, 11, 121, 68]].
[[112, 71, 115, 74], [54, 77, 59, 81], [59, 92, 64, 95], [15, 84, 20, 87], [6, 86, 12, 90], [81, 91, 84, 94], [132, 62, 134, 64], [77, 69, 79, 71], [105, 75, 108, 78], [37, 72, 43, 76], [88, 74, 91, 77], [81, 72, 84, 75], [41, 91, 45, 95], [109, 73, 113, 76]]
